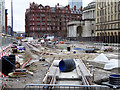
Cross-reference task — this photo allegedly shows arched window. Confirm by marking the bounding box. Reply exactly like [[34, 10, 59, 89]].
[[108, 32, 110, 36], [114, 32, 117, 36], [105, 32, 107, 36], [111, 32, 113, 36], [97, 33, 99, 36]]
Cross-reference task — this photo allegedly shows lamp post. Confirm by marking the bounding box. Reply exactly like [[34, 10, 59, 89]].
[[33, 27, 35, 39], [11, 0, 13, 36], [98, 6, 105, 45]]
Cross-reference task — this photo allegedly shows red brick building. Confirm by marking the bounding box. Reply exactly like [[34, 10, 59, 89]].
[[25, 2, 82, 38]]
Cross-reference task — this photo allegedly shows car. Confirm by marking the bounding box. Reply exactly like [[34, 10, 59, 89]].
[[17, 46, 26, 52], [22, 39, 27, 42], [11, 45, 17, 49], [85, 48, 95, 53]]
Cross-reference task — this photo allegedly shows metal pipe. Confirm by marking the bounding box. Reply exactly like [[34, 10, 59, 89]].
[[24, 84, 109, 88]]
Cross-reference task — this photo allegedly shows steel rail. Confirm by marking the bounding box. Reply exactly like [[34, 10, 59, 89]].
[[24, 84, 109, 88], [78, 65, 89, 85]]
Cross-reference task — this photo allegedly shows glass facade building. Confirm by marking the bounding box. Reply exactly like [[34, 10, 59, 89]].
[[68, 0, 82, 9], [0, 0, 5, 33]]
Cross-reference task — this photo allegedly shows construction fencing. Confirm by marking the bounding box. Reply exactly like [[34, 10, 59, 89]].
[[24, 84, 119, 90]]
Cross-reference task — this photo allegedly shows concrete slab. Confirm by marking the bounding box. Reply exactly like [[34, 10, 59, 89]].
[[58, 69, 79, 79], [48, 64, 59, 77], [57, 80, 81, 85], [75, 59, 91, 77], [47, 59, 91, 85]]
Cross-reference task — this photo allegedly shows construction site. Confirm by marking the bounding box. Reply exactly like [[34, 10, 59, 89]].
[[0, 37, 120, 90]]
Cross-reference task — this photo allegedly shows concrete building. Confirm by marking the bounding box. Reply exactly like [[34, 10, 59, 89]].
[[82, 2, 96, 40], [7, 26, 12, 35], [0, 0, 5, 33], [67, 2, 96, 41], [67, 20, 95, 41], [25, 3, 82, 38], [96, 1, 120, 43], [82, 2, 96, 19]]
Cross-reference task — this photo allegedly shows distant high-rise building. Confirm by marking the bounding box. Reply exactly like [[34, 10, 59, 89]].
[[68, 0, 82, 9], [0, 0, 5, 33], [68, 0, 82, 14], [5, 9, 8, 34]]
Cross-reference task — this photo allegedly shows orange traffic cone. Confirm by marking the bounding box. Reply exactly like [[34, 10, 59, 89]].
[[58, 41, 61, 44], [62, 39, 64, 44]]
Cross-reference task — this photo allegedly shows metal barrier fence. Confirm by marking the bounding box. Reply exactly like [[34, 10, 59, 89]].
[[0, 36, 14, 47], [24, 84, 117, 90]]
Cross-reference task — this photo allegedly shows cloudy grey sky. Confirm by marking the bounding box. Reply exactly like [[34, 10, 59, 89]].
[[5, 0, 94, 32]]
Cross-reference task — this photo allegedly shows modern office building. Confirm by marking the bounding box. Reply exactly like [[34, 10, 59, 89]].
[[0, 0, 5, 33], [96, 1, 120, 43], [68, 0, 82, 14], [25, 3, 82, 38], [68, 0, 82, 9]]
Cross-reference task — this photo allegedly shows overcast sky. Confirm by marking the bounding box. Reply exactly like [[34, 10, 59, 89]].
[[5, 0, 94, 32]]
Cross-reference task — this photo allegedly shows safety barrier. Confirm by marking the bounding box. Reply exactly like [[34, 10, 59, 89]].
[[24, 84, 117, 90], [94, 43, 120, 47], [0, 44, 12, 59]]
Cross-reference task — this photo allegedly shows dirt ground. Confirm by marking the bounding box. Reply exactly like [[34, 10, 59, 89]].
[[4, 42, 120, 88]]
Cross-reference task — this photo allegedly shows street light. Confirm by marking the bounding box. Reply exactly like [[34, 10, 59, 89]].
[[11, 0, 13, 36], [98, 6, 105, 44]]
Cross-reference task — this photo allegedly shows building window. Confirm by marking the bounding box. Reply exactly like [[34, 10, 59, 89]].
[[42, 18, 45, 21], [111, 24, 113, 29], [106, 25, 108, 29], [119, 14, 120, 20], [37, 23, 40, 25], [97, 11, 99, 16], [115, 5, 117, 12], [111, 15, 113, 21], [119, 23, 120, 28], [108, 16, 110, 21], [108, 7, 109, 14], [119, 3, 120, 11], [114, 14, 116, 20], [97, 18, 99, 23], [114, 24, 116, 29], [41, 14, 45, 16], [97, 26, 99, 30], [116, 24, 118, 28], [41, 22, 45, 25], [111, 6, 113, 13]]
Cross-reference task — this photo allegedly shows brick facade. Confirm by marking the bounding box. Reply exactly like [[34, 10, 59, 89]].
[[25, 2, 82, 38]]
